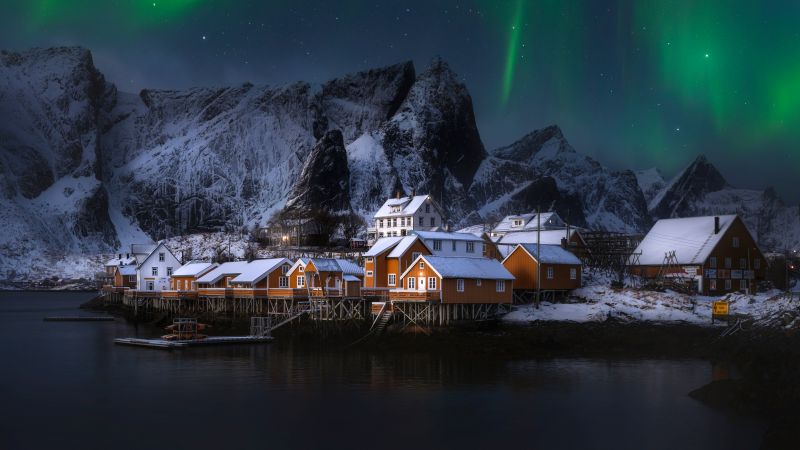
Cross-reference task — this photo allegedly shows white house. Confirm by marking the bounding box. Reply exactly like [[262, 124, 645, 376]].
[[368, 192, 446, 242], [491, 212, 566, 237], [410, 230, 486, 257], [135, 242, 181, 292]]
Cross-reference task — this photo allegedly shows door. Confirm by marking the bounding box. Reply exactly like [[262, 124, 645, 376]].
[[418, 277, 426, 291]]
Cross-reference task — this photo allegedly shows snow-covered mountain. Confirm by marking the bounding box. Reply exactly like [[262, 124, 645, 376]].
[[648, 155, 800, 252], [634, 167, 666, 204], [1, 46, 798, 283]]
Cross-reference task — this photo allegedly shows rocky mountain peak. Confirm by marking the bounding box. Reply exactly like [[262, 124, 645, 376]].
[[491, 124, 569, 162], [649, 155, 730, 218]]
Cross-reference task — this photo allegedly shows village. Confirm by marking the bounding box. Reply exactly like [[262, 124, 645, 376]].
[[98, 191, 799, 337]]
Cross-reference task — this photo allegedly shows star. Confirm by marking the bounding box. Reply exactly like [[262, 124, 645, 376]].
[[704, 53, 710, 58], [202, 35, 207, 40]]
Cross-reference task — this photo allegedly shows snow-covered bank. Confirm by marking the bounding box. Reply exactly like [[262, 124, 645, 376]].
[[504, 284, 798, 327]]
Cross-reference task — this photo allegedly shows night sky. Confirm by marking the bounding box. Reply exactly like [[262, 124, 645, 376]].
[[2, 1, 798, 201]]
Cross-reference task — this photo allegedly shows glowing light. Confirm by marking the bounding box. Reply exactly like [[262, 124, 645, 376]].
[[500, 0, 524, 107]]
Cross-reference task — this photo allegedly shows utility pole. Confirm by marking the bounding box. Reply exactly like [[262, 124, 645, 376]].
[[536, 207, 541, 309]]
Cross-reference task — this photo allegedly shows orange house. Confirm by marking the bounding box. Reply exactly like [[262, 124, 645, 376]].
[[629, 215, 766, 295], [195, 261, 251, 297], [502, 244, 582, 291], [389, 255, 514, 304], [363, 235, 431, 296], [303, 258, 363, 298], [228, 258, 292, 298], [170, 262, 217, 291], [113, 266, 137, 289]]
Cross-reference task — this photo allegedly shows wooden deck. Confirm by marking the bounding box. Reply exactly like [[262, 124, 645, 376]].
[[387, 290, 440, 302]]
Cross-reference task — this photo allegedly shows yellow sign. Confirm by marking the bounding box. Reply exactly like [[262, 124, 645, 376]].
[[712, 301, 729, 316]]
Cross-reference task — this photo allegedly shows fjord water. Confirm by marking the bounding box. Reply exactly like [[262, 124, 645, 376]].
[[0, 292, 765, 450]]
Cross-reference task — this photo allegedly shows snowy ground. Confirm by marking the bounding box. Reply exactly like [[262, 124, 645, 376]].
[[504, 270, 799, 328]]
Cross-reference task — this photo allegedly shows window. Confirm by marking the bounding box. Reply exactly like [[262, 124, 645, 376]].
[[365, 257, 373, 263], [407, 277, 416, 289], [378, 232, 384, 237], [754, 258, 761, 269], [709, 279, 717, 291], [167, 267, 173, 277], [512, 219, 523, 227], [388, 274, 396, 286], [151, 267, 158, 276], [391, 205, 401, 213], [452, 241, 457, 251], [159, 252, 165, 262], [282, 265, 289, 274], [401, 229, 407, 236], [710, 257, 717, 268], [428, 277, 437, 290], [740, 279, 748, 291], [739, 258, 747, 269], [419, 262, 425, 269], [412, 252, 421, 261], [297, 276, 306, 288], [466, 242, 475, 253], [425, 204, 431, 213], [724, 279, 732, 290], [433, 240, 442, 251], [279, 277, 288, 288], [456, 279, 464, 292], [430, 217, 435, 227], [732, 237, 740, 248], [570, 268, 577, 280], [366, 270, 373, 277], [496, 280, 506, 292], [724, 257, 731, 269], [299, 266, 305, 273], [547, 267, 554, 279], [147, 281, 154, 291], [391, 218, 396, 227], [476, 279, 482, 287], [419, 217, 423, 226]]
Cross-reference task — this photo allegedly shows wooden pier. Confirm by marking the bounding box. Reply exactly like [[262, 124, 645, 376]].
[[44, 316, 115, 322], [114, 335, 274, 350]]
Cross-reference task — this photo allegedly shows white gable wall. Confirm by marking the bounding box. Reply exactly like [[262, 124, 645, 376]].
[[136, 244, 182, 291]]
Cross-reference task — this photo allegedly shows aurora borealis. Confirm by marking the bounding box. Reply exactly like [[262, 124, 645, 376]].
[[1, 0, 798, 200]]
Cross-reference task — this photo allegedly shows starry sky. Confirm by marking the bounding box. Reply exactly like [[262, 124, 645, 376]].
[[2, 0, 798, 201]]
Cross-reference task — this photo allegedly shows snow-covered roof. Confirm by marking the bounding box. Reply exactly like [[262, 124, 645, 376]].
[[364, 236, 404, 257], [512, 244, 582, 265], [492, 212, 565, 233], [456, 224, 491, 236], [387, 235, 428, 258], [196, 261, 251, 284], [403, 255, 515, 280], [498, 229, 576, 246], [135, 242, 179, 269], [308, 258, 362, 276], [171, 262, 216, 277], [286, 258, 310, 276], [117, 266, 137, 276], [130, 243, 157, 263], [632, 215, 739, 266], [105, 256, 136, 266], [411, 230, 484, 242], [343, 275, 361, 282], [230, 258, 290, 284], [373, 195, 442, 218]]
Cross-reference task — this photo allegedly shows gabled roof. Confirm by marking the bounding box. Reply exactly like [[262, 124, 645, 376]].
[[387, 235, 430, 258], [230, 258, 290, 284], [105, 256, 136, 266], [196, 261, 251, 284], [631, 215, 741, 266], [116, 266, 137, 276], [508, 244, 582, 265], [135, 242, 180, 269], [286, 258, 310, 276], [171, 262, 217, 277], [411, 230, 484, 242], [373, 194, 444, 219], [492, 212, 565, 233], [343, 274, 361, 282], [496, 230, 578, 257], [456, 224, 491, 236], [401, 255, 515, 281], [130, 243, 157, 264], [363, 236, 404, 257], [306, 258, 363, 276]]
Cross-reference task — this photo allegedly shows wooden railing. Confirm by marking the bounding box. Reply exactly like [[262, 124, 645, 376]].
[[361, 288, 390, 299], [268, 288, 309, 298], [388, 290, 440, 302]]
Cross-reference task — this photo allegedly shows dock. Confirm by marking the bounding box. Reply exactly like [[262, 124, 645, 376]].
[[44, 316, 115, 322], [113, 335, 274, 350]]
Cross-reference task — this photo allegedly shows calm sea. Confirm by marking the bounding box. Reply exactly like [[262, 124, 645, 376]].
[[0, 291, 766, 449]]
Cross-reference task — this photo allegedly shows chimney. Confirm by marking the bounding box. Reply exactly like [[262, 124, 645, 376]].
[[118, 253, 122, 260], [714, 216, 720, 234], [412, 188, 416, 197], [445, 223, 450, 232], [561, 238, 567, 249], [126, 253, 130, 259], [396, 191, 401, 199]]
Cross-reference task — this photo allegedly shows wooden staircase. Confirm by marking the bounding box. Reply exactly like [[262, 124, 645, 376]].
[[370, 303, 392, 335]]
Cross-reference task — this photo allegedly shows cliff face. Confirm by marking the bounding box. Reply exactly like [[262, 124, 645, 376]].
[[1, 46, 797, 282]]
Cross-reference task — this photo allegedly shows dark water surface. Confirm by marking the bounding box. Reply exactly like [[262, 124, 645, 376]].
[[0, 292, 766, 449]]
